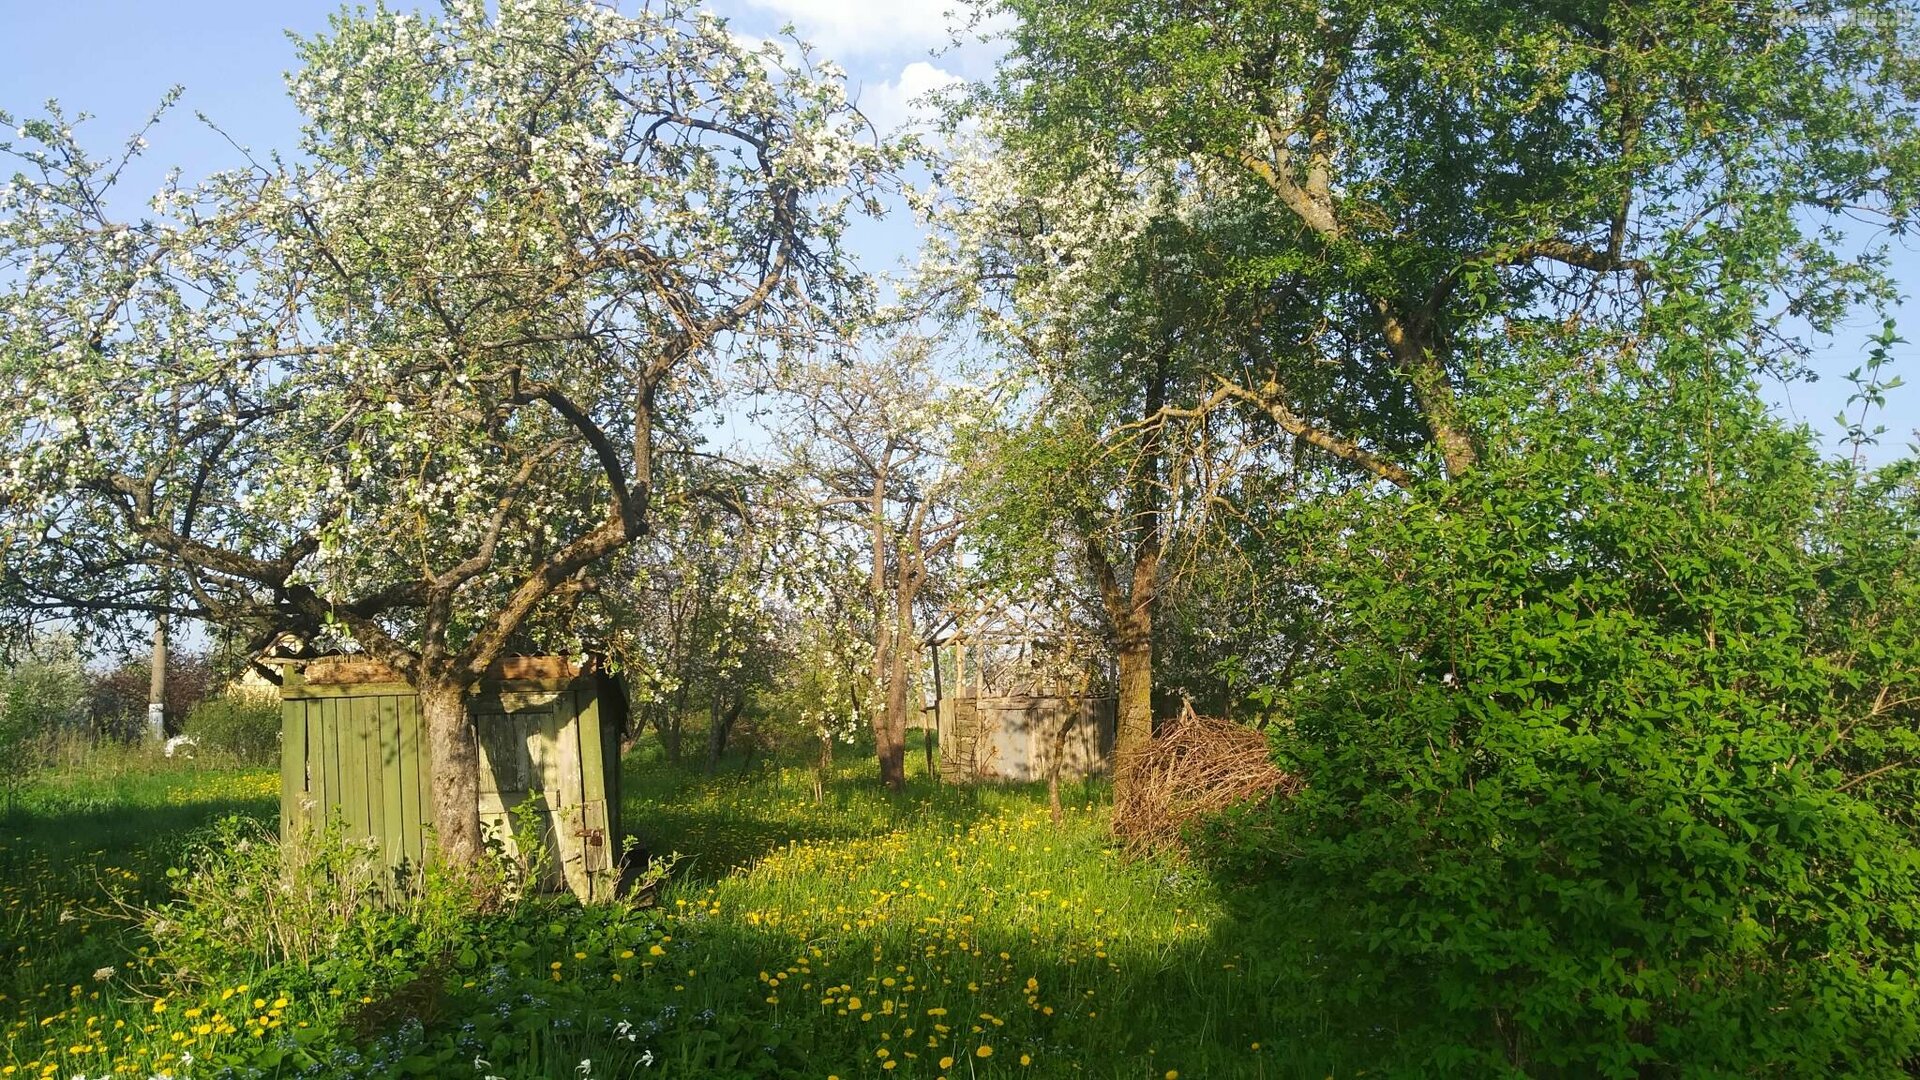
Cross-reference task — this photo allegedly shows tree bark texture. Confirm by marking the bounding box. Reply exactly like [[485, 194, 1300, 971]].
[[1112, 620, 1153, 806], [878, 589, 917, 788], [706, 693, 741, 774], [420, 678, 482, 865]]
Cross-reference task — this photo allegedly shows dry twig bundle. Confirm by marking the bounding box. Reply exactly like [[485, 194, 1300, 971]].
[[1112, 706, 1300, 857]]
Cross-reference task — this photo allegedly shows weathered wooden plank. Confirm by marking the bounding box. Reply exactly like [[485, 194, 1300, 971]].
[[341, 697, 366, 837], [280, 697, 307, 840], [312, 699, 332, 834], [352, 699, 368, 834], [529, 703, 567, 894], [579, 799, 611, 900], [550, 687, 588, 899], [396, 693, 425, 869], [554, 689, 584, 814], [378, 695, 404, 869], [491, 656, 582, 683], [312, 699, 329, 831], [284, 680, 415, 699], [573, 686, 613, 897], [326, 696, 347, 833], [601, 685, 624, 838], [302, 657, 410, 686], [302, 654, 583, 688]]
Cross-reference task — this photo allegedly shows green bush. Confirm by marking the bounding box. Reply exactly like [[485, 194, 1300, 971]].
[[183, 694, 282, 763], [137, 813, 675, 1078], [146, 816, 504, 994], [1232, 369, 1920, 1075], [0, 635, 89, 808]]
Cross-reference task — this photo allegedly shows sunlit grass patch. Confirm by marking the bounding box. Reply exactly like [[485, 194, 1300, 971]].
[[1, 744, 1368, 1079], [605, 750, 1350, 1078], [0, 757, 280, 1079]]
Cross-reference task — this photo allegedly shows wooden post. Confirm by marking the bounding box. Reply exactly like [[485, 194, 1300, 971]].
[[147, 612, 168, 742], [924, 642, 940, 779], [955, 640, 967, 702]]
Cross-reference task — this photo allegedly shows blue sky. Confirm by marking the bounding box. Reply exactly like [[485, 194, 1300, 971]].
[[1, 0, 1913, 462]]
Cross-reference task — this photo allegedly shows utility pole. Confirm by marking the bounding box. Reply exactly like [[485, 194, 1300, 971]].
[[147, 611, 167, 741]]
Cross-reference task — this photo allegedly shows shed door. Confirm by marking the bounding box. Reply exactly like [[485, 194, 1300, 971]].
[[474, 690, 580, 893]]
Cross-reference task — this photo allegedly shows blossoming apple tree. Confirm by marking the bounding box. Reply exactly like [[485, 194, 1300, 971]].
[[0, 0, 893, 863]]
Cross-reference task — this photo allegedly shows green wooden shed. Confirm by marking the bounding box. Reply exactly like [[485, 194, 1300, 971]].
[[279, 655, 623, 901]]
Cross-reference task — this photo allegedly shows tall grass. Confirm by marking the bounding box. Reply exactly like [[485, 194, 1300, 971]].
[[0, 751, 278, 1074], [2, 739, 1384, 1079]]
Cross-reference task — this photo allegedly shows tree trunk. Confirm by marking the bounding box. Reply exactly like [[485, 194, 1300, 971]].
[[877, 690, 908, 790], [1087, 532, 1159, 812], [869, 624, 903, 787], [623, 701, 650, 756], [661, 718, 682, 764], [1383, 310, 1476, 478], [878, 592, 915, 790], [868, 470, 901, 789], [706, 693, 741, 774], [876, 622, 909, 790], [1102, 344, 1167, 812], [661, 674, 688, 765], [704, 698, 721, 775], [1112, 626, 1152, 808], [420, 678, 482, 865], [814, 732, 833, 804], [1047, 704, 1079, 826]]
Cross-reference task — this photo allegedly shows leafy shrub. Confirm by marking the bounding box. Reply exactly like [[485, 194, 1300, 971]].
[[87, 650, 216, 742], [146, 816, 504, 994], [1235, 369, 1920, 1075], [0, 635, 89, 807], [138, 814, 678, 1078], [183, 694, 282, 763]]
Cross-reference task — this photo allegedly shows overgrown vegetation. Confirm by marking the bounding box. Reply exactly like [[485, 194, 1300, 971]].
[[1209, 366, 1920, 1074], [181, 694, 283, 765], [2, 0, 1919, 1076], [4, 748, 1369, 1080]]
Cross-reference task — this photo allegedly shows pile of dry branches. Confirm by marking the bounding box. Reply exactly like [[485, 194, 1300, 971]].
[[1112, 707, 1300, 858]]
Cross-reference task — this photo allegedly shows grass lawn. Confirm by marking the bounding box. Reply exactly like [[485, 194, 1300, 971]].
[[0, 754, 280, 1074], [0, 739, 1385, 1079]]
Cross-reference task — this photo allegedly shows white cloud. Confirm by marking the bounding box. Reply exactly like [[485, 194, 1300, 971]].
[[728, 28, 799, 69], [856, 60, 964, 134], [743, 0, 962, 56]]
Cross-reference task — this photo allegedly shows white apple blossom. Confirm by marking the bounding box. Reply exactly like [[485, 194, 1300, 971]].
[[0, 0, 896, 859]]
